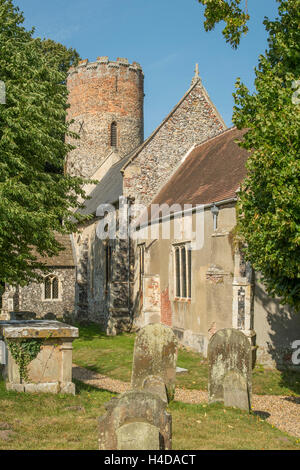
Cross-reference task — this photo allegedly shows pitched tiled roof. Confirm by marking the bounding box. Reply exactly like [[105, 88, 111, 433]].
[[145, 127, 249, 221], [33, 233, 75, 267]]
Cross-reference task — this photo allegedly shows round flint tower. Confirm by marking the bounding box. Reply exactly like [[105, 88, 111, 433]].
[[66, 56, 144, 178]]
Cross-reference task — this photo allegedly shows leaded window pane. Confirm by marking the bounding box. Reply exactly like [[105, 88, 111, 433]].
[[45, 278, 52, 299], [52, 277, 59, 299]]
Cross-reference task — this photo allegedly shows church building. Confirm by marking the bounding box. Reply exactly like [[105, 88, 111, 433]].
[[2, 56, 299, 370]]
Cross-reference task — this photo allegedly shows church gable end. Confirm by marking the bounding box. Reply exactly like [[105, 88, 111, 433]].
[[122, 71, 226, 207]]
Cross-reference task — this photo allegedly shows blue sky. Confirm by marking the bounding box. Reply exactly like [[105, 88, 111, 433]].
[[15, 0, 278, 138]]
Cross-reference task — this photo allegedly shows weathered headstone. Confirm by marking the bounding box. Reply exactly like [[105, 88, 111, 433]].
[[98, 390, 172, 450], [223, 370, 249, 411], [131, 323, 178, 402], [142, 375, 168, 403], [208, 328, 252, 412], [116, 422, 160, 450]]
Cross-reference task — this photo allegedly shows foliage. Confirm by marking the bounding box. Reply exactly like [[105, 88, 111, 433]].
[[7, 338, 43, 382], [197, 0, 300, 309], [197, 0, 250, 48], [0, 0, 87, 287]]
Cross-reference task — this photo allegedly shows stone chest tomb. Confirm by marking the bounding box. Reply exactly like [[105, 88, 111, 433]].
[[0, 320, 78, 394]]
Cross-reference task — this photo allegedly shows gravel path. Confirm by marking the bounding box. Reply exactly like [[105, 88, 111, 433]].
[[72, 364, 300, 438]]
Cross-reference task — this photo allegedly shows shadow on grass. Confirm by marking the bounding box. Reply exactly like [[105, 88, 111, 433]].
[[73, 323, 107, 341], [252, 410, 271, 420], [73, 378, 119, 398], [74, 322, 135, 344], [279, 370, 300, 396]]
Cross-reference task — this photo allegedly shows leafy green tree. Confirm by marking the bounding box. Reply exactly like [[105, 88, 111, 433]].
[[198, 0, 250, 48], [198, 0, 300, 309], [0, 0, 86, 286]]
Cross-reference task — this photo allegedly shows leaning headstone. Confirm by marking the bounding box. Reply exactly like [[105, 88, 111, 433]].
[[131, 323, 178, 402], [208, 328, 252, 412], [98, 390, 172, 450]]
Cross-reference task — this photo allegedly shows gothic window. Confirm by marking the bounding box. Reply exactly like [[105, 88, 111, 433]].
[[44, 275, 59, 300], [174, 243, 192, 299], [110, 122, 117, 147]]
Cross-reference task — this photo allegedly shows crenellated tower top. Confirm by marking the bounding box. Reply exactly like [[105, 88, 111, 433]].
[[66, 56, 144, 179]]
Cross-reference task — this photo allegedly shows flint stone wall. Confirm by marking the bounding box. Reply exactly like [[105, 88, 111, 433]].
[[123, 79, 226, 208], [5, 268, 76, 322]]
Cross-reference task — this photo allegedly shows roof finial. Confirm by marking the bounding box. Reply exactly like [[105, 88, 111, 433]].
[[191, 63, 201, 87]]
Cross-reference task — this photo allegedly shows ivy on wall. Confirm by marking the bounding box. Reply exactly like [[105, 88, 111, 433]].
[[7, 339, 43, 383]]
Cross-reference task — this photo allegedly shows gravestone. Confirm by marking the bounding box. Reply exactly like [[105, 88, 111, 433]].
[[208, 328, 252, 412], [223, 370, 249, 411], [131, 323, 178, 402], [142, 375, 168, 403], [98, 390, 172, 450], [116, 422, 160, 450]]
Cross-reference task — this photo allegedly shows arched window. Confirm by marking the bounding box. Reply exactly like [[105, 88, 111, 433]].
[[110, 122, 117, 147], [44, 275, 59, 300]]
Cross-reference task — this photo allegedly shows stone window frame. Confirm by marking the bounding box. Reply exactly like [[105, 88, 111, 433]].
[[42, 274, 62, 302], [173, 241, 192, 301]]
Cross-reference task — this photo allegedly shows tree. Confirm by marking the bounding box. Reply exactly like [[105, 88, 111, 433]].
[[198, 0, 300, 309], [0, 0, 87, 286]]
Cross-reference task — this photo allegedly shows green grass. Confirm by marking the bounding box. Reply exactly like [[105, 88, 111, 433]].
[[0, 378, 298, 450], [73, 323, 300, 396], [170, 401, 300, 450], [73, 324, 135, 382], [0, 378, 114, 450]]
